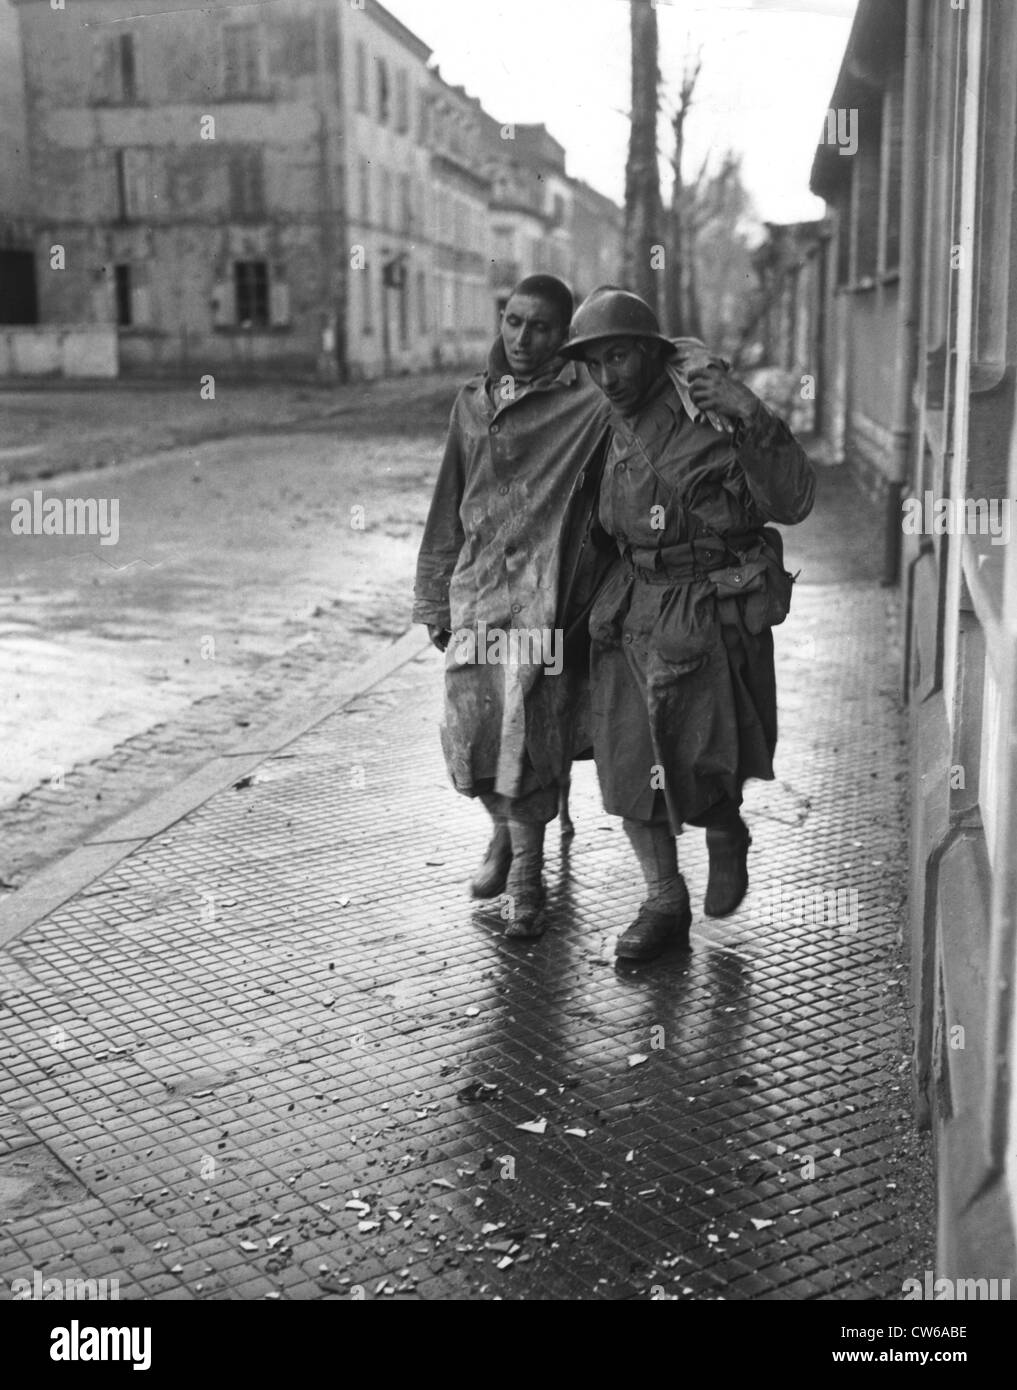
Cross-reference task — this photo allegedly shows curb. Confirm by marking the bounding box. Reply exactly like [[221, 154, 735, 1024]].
[[0, 626, 431, 949]]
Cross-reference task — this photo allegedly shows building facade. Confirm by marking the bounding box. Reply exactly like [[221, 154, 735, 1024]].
[[568, 176, 624, 307], [15, 0, 358, 376], [9, 0, 622, 380], [342, 0, 433, 378], [797, 0, 1017, 1284], [428, 73, 493, 368], [483, 117, 622, 323], [0, 0, 37, 323]]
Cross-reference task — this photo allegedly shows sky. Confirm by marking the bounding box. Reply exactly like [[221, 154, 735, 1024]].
[[383, 0, 858, 228]]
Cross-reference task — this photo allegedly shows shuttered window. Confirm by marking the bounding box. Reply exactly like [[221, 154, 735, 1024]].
[[235, 261, 269, 327]]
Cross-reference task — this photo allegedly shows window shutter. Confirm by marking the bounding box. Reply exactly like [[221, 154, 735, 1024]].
[[132, 263, 152, 326], [91, 36, 114, 102], [91, 264, 115, 322], [122, 149, 150, 218], [212, 274, 234, 327], [269, 265, 290, 327]]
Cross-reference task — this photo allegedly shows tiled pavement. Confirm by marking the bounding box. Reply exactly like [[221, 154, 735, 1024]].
[[0, 500, 935, 1301]]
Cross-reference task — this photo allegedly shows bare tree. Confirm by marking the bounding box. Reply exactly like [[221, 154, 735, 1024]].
[[666, 52, 703, 338], [624, 0, 663, 315]]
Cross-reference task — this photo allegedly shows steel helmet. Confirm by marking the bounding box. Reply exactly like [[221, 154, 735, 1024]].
[[559, 289, 677, 359]]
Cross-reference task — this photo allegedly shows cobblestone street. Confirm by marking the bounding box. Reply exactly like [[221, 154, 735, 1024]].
[[0, 466, 936, 1301]]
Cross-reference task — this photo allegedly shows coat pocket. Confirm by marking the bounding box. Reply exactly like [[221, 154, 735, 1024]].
[[588, 565, 633, 650], [711, 526, 795, 635], [649, 580, 718, 673]]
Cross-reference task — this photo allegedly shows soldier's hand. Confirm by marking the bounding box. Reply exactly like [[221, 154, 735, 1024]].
[[688, 365, 759, 423], [427, 624, 451, 652]]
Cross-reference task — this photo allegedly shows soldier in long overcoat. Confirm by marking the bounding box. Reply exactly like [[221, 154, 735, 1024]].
[[560, 290, 816, 962], [413, 275, 613, 937]]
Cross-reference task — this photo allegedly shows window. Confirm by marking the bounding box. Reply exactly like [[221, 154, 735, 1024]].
[[223, 24, 262, 97], [376, 57, 390, 124], [418, 89, 430, 142], [235, 260, 269, 326], [93, 32, 139, 104], [379, 168, 391, 231], [362, 263, 374, 335], [398, 268, 408, 349], [114, 265, 132, 326], [417, 268, 427, 334], [356, 42, 368, 114], [882, 84, 903, 276], [399, 173, 412, 233], [229, 149, 265, 220], [114, 149, 150, 221], [359, 158, 371, 224], [118, 34, 137, 103], [395, 70, 409, 133]]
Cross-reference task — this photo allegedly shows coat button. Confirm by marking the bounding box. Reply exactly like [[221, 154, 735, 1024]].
[[499, 485, 509, 495], [511, 603, 522, 614], [624, 634, 633, 644], [615, 462, 626, 472], [490, 424, 500, 434]]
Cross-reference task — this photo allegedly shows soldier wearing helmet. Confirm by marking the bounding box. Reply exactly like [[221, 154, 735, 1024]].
[[560, 288, 816, 963]]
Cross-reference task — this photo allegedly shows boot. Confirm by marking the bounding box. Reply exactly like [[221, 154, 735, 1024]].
[[704, 814, 751, 917], [616, 820, 692, 961], [615, 886, 692, 962], [502, 820, 546, 939], [470, 819, 512, 899]]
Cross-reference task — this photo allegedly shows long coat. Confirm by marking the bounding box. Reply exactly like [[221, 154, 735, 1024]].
[[589, 373, 816, 827], [413, 344, 613, 800]]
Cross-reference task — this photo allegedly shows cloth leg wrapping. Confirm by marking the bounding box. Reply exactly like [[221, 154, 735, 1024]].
[[622, 818, 685, 911]]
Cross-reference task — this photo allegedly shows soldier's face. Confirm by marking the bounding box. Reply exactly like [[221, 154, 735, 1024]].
[[500, 295, 566, 378], [583, 338, 663, 415]]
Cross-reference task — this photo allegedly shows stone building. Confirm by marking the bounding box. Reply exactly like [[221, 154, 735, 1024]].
[[9, 0, 622, 379], [484, 116, 622, 322], [12, 0, 438, 379], [427, 72, 493, 368], [568, 176, 624, 305], [0, 0, 36, 323], [343, 0, 434, 377]]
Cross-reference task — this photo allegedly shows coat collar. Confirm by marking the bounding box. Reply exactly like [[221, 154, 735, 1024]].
[[482, 336, 578, 392]]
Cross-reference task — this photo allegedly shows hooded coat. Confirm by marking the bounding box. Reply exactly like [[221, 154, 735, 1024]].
[[413, 341, 613, 801]]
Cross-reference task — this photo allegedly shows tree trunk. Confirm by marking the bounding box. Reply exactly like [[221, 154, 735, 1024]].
[[624, 0, 662, 316], [666, 56, 701, 338]]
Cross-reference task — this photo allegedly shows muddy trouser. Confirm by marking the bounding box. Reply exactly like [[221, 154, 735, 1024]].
[[478, 783, 559, 827]]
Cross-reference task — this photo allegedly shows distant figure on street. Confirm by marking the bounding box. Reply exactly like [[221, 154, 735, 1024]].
[[559, 289, 816, 962], [413, 275, 613, 938]]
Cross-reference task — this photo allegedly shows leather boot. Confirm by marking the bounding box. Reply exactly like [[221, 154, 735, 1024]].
[[470, 819, 512, 899], [615, 879, 692, 961], [704, 816, 752, 917], [616, 820, 691, 961], [502, 820, 546, 939]]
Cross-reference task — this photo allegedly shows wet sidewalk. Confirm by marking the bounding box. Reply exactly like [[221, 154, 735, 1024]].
[[0, 469, 935, 1301]]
